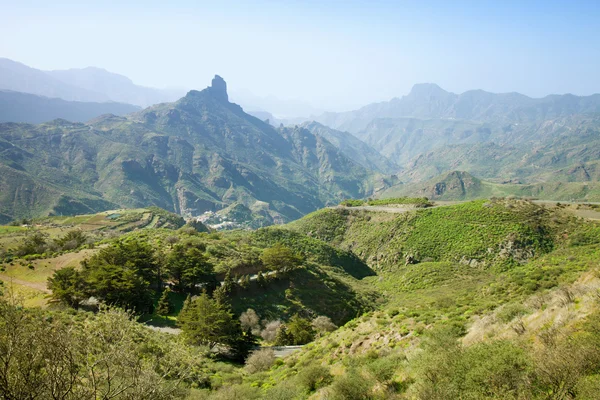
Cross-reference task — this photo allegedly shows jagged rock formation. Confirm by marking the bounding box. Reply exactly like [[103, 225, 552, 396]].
[[0, 76, 382, 223]]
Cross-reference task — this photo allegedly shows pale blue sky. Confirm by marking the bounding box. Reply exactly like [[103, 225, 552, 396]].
[[1, 0, 599, 111]]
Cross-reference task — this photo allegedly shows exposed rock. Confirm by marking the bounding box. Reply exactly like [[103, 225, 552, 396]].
[[208, 75, 228, 102]]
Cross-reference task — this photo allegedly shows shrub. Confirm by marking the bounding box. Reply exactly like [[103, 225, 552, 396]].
[[260, 320, 282, 343], [329, 370, 372, 399], [496, 303, 529, 323], [296, 364, 333, 392], [312, 315, 337, 334], [340, 199, 365, 207], [366, 354, 404, 384], [245, 349, 276, 374], [265, 381, 306, 399], [240, 309, 260, 334]]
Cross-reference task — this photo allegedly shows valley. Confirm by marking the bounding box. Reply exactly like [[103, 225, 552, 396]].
[[1, 4, 600, 397]]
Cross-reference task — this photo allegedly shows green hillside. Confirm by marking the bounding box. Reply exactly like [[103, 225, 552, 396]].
[[382, 170, 600, 202], [0, 76, 383, 224], [3, 199, 600, 398]]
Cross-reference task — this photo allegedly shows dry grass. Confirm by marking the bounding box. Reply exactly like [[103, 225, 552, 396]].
[[463, 270, 600, 346]]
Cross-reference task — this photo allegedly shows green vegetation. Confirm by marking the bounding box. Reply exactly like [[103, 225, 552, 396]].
[[367, 197, 432, 207], [0, 297, 242, 399], [340, 197, 432, 207], [3, 199, 600, 398], [383, 170, 600, 202], [340, 199, 365, 207], [291, 198, 569, 268], [0, 80, 380, 224]]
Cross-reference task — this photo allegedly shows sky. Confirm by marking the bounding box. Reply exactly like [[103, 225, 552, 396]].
[[1, 0, 599, 112]]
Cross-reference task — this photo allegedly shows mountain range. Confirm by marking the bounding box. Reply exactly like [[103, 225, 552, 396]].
[[309, 83, 600, 188], [2, 56, 600, 220], [0, 58, 183, 107], [0, 75, 384, 223], [0, 90, 140, 123]]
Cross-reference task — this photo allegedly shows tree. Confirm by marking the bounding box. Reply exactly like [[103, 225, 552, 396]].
[[260, 320, 282, 343], [245, 348, 276, 373], [84, 263, 154, 313], [256, 271, 267, 288], [178, 291, 240, 350], [260, 244, 303, 275], [0, 299, 200, 399], [312, 315, 337, 334], [240, 309, 260, 334], [47, 267, 86, 308], [166, 244, 215, 293], [156, 287, 173, 316], [212, 285, 229, 306], [55, 229, 88, 251], [87, 239, 160, 288], [14, 230, 48, 256], [274, 324, 293, 346], [287, 314, 315, 345]]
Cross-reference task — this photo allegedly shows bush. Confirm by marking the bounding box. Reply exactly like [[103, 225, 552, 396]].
[[260, 320, 282, 343], [240, 309, 260, 334], [340, 199, 365, 207], [245, 349, 275, 374], [496, 303, 529, 323], [296, 364, 333, 392], [265, 381, 306, 399], [366, 354, 404, 384], [329, 370, 372, 399], [312, 315, 337, 334]]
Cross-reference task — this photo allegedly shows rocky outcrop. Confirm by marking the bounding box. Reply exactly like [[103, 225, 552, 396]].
[[208, 75, 228, 102]]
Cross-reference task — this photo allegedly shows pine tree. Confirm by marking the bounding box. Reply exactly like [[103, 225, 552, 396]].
[[256, 271, 267, 288], [274, 324, 293, 346], [221, 270, 235, 294], [212, 285, 229, 306], [178, 290, 242, 350], [156, 287, 173, 316]]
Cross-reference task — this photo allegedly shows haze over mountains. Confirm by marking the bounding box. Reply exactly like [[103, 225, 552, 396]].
[[0, 90, 140, 123], [1, 56, 600, 223]]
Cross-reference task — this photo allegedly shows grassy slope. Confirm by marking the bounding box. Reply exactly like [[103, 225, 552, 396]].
[[381, 171, 600, 202], [0, 208, 186, 305], [237, 199, 600, 397]]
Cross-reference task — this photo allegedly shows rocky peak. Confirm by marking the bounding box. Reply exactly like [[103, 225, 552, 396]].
[[208, 75, 228, 102], [407, 83, 450, 99]]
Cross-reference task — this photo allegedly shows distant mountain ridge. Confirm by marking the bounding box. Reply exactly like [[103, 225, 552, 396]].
[[0, 58, 182, 108], [315, 83, 600, 133], [46, 67, 183, 107], [309, 84, 600, 186], [0, 90, 140, 123]]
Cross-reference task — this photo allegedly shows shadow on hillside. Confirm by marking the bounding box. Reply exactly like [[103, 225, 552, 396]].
[[230, 266, 368, 325], [332, 251, 376, 279]]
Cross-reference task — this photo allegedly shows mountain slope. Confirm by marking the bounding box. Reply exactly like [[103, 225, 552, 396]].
[[381, 170, 600, 202], [0, 90, 140, 123], [313, 84, 600, 187], [301, 121, 399, 174], [0, 76, 381, 222]]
